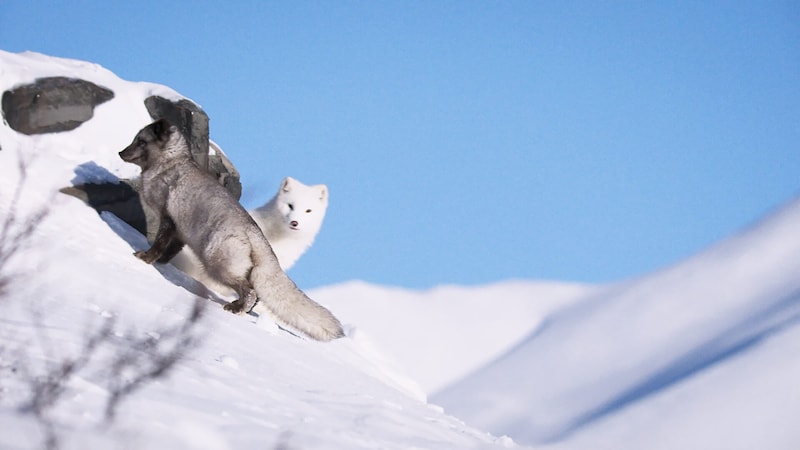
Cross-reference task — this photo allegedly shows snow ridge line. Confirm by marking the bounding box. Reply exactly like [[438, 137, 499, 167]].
[[549, 287, 800, 443]]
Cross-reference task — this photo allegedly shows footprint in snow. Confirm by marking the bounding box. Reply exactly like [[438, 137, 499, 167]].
[[216, 355, 239, 370]]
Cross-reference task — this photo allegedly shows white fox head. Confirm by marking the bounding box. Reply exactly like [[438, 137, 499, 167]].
[[250, 176, 329, 270], [275, 176, 328, 234]]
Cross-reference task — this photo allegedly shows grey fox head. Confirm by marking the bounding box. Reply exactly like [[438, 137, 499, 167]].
[[119, 119, 185, 171]]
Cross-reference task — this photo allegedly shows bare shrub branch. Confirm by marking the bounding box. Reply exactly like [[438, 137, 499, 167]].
[[11, 299, 206, 449], [104, 297, 207, 421], [24, 318, 115, 416], [18, 317, 116, 450], [0, 157, 50, 299], [0, 157, 208, 448]]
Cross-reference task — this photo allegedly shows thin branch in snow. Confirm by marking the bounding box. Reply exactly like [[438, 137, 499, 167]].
[[0, 156, 50, 299], [104, 297, 207, 422], [18, 317, 115, 450]]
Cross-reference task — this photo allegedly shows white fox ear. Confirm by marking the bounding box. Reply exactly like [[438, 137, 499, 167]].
[[318, 185, 328, 202], [281, 177, 295, 192]]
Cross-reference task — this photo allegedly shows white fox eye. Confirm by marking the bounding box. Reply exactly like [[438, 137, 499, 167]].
[[306, 209, 312, 213], [287, 203, 294, 211]]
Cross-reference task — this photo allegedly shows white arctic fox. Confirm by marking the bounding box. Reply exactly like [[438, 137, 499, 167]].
[[250, 176, 328, 271]]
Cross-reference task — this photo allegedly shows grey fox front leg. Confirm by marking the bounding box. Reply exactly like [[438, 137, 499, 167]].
[[135, 215, 180, 264], [156, 237, 185, 263]]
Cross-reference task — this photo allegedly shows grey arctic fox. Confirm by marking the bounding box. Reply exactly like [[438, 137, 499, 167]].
[[118, 119, 344, 341]]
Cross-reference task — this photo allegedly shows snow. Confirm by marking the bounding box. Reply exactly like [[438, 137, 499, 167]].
[[0, 50, 514, 449], [2, 49, 799, 449], [431, 198, 800, 447], [311, 281, 590, 394]]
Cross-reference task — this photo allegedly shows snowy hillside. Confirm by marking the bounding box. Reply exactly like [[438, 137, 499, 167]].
[[0, 50, 517, 449], [312, 196, 800, 450], [311, 281, 591, 394], [2, 49, 799, 450], [432, 196, 800, 448]]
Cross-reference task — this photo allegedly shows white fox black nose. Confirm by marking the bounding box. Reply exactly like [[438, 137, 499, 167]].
[[290, 220, 299, 228]]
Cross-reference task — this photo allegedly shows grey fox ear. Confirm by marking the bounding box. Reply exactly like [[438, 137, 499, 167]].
[[151, 119, 164, 136], [152, 119, 174, 139]]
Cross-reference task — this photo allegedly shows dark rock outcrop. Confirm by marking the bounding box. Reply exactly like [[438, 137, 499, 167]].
[[61, 181, 151, 237], [144, 95, 210, 170], [144, 95, 241, 200], [53, 88, 243, 246], [208, 140, 242, 201], [5, 75, 245, 249], [2, 77, 113, 134]]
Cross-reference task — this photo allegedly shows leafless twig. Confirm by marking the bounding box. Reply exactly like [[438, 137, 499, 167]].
[[0, 157, 49, 299], [0, 157, 207, 449], [19, 317, 115, 450], [104, 297, 206, 421]]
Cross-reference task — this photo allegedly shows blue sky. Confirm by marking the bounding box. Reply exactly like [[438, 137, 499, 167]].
[[2, 1, 798, 289]]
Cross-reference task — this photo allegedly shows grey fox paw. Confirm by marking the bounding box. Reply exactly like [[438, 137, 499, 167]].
[[223, 300, 247, 315], [134, 250, 158, 264]]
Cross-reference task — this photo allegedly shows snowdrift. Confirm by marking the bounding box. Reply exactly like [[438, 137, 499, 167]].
[[311, 280, 591, 394], [433, 196, 800, 448], [2, 49, 797, 450], [0, 50, 516, 449]]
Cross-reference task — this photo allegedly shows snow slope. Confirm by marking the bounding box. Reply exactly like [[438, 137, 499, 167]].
[[433, 195, 800, 448], [0, 50, 516, 449], [311, 281, 590, 394], [3, 49, 798, 450]]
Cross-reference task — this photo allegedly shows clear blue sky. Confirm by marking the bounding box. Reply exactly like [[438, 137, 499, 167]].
[[2, 1, 798, 289]]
